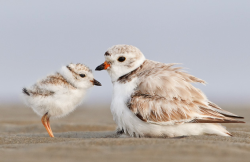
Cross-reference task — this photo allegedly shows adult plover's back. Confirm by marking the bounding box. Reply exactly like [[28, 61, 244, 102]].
[[96, 44, 244, 138], [23, 63, 101, 137]]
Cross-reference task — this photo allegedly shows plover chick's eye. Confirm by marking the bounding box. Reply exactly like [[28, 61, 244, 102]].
[[79, 74, 85, 78], [118, 56, 126, 62]]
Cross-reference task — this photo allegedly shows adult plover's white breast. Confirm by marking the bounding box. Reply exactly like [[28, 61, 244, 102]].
[[110, 77, 139, 133]]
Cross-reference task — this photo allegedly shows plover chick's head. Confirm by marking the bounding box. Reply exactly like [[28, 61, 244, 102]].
[[95, 45, 145, 81], [62, 63, 101, 89]]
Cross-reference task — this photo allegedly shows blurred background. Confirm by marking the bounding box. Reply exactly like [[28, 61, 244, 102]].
[[0, 0, 249, 106], [0, 1, 249, 161]]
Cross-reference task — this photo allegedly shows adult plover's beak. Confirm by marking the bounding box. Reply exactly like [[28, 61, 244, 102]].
[[41, 112, 54, 138], [91, 79, 102, 86], [95, 61, 110, 71]]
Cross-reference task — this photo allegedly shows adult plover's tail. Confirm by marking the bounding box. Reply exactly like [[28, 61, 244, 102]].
[[22, 88, 30, 96]]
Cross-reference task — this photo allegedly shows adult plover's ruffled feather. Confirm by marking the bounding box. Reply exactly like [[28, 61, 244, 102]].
[[125, 60, 244, 126], [96, 44, 244, 138]]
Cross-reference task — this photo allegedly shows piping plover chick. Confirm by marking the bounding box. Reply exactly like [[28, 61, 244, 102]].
[[22, 63, 101, 137], [96, 44, 244, 138]]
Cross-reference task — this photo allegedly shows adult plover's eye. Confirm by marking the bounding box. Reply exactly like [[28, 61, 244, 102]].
[[118, 57, 126, 62], [79, 74, 85, 78]]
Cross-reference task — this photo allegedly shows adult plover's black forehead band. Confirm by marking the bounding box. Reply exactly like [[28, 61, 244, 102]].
[[104, 51, 111, 56]]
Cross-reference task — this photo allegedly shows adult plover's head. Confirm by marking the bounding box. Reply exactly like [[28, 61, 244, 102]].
[[95, 45, 146, 81], [61, 63, 101, 89]]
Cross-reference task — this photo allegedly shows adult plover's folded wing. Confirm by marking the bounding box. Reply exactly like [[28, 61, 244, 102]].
[[128, 91, 244, 125], [127, 60, 244, 125]]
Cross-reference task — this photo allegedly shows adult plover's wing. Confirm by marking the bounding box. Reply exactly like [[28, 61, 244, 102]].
[[126, 60, 244, 125]]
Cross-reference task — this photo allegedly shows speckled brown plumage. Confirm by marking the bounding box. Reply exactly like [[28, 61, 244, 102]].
[[107, 45, 142, 56], [41, 72, 76, 89], [25, 85, 55, 97], [128, 90, 244, 124], [122, 59, 244, 124], [24, 72, 76, 97]]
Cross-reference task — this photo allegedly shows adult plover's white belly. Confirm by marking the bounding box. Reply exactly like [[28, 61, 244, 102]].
[[110, 78, 153, 137]]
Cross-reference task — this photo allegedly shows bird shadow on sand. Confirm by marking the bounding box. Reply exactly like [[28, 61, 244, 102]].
[[16, 131, 122, 138], [16, 131, 189, 139]]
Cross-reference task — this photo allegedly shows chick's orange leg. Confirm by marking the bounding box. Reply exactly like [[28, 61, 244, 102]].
[[41, 112, 54, 137]]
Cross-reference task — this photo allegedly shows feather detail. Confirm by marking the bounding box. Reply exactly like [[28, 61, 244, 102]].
[[128, 91, 245, 125], [124, 60, 244, 125], [22, 88, 30, 96], [40, 72, 76, 89], [27, 85, 55, 97]]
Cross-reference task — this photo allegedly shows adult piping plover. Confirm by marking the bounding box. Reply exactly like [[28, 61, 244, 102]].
[[96, 44, 244, 138], [22, 63, 101, 137]]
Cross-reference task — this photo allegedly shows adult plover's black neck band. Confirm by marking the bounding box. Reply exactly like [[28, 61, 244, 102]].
[[118, 60, 147, 84]]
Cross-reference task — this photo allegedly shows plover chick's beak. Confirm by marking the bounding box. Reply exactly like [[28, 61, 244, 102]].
[[95, 61, 110, 71], [91, 79, 102, 86]]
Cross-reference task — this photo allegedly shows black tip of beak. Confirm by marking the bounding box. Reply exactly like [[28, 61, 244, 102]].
[[95, 63, 105, 71], [93, 79, 102, 86]]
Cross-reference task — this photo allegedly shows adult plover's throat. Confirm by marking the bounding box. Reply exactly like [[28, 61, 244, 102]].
[[117, 60, 148, 84]]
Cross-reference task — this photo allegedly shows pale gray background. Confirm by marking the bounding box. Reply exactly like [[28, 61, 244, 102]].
[[0, 0, 249, 105]]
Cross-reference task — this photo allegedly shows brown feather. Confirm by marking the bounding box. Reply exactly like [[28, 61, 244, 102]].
[[41, 72, 76, 89], [190, 118, 245, 123], [124, 59, 245, 125]]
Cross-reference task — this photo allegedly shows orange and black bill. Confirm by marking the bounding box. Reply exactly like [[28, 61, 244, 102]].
[[95, 61, 110, 71], [92, 79, 102, 86]]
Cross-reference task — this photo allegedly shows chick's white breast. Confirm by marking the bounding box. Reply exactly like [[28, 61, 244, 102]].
[[27, 83, 86, 118]]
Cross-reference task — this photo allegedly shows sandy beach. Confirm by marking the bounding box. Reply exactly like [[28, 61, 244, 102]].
[[0, 104, 249, 162]]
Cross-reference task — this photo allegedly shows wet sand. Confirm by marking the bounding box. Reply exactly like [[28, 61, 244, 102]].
[[0, 104, 249, 162]]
